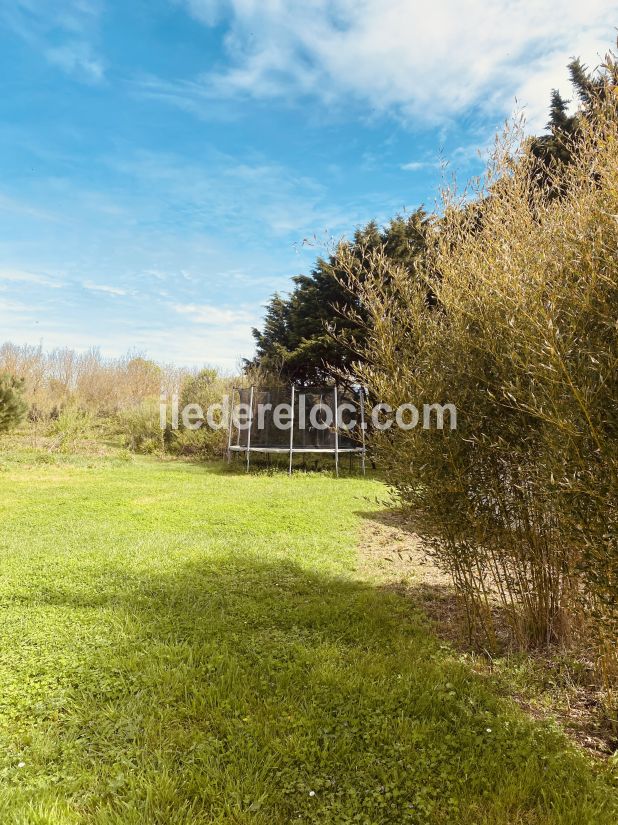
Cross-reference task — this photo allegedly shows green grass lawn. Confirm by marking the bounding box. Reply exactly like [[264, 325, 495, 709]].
[[0, 450, 616, 824]]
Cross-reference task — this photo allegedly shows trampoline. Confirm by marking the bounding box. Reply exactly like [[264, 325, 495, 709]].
[[227, 385, 366, 475]]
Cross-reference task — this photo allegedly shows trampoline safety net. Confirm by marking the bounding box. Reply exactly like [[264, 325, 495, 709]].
[[227, 385, 366, 474]]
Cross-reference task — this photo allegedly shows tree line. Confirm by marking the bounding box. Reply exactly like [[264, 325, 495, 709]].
[[0, 343, 231, 456]]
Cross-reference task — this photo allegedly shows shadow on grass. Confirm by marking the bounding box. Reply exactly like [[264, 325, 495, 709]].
[[355, 507, 424, 533], [2, 555, 617, 825], [355, 507, 475, 645], [356, 508, 618, 761]]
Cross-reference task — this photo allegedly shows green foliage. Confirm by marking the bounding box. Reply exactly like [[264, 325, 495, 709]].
[[174, 367, 231, 458], [169, 425, 225, 458], [47, 407, 94, 453], [113, 368, 232, 458], [0, 454, 615, 822], [116, 401, 164, 454], [0, 373, 27, 434]]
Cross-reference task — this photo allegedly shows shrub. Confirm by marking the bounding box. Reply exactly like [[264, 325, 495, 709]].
[[170, 426, 227, 459], [173, 368, 231, 459], [116, 402, 165, 454], [0, 374, 27, 434], [47, 408, 94, 453], [342, 62, 618, 678]]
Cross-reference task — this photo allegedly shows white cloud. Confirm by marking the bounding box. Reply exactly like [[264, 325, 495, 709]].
[[177, 0, 227, 26], [172, 302, 255, 326], [0, 268, 65, 289], [83, 282, 127, 296], [170, 303, 261, 366], [0, 276, 259, 369], [401, 160, 441, 172], [0, 297, 34, 313], [174, 0, 616, 129]]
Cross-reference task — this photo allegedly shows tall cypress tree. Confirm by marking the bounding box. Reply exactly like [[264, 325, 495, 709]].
[[247, 209, 430, 385], [529, 47, 618, 181]]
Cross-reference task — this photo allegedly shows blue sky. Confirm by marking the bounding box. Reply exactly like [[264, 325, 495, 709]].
[[0, 0, 615, 369]]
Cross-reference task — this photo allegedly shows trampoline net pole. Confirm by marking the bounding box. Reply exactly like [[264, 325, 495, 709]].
[[246, 386, 254, 473], [333, 385, 339, 477], [359, 386, 367, 476], [226, 387, 235, 463], [288, 385, 295, 475]]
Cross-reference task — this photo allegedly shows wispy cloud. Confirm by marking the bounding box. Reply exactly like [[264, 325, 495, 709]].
[[2, 0, 105, 83], [0, 193, 60, 222], [172, 302, 256, 326], [0, 268, 65, 289], [132, 74, 240, 121], [176, 0, 228, 27], [0, 297, 35, 313], [402, 139, 493, 173], [45, 42, 105, 84], [105, 147, 361, 239], [401, 160, 441, 172], [83, 281, 127, 296], [170, 0, 614, 129]]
